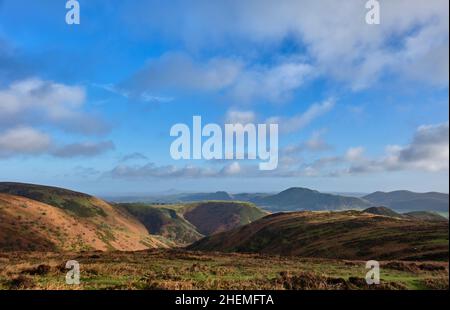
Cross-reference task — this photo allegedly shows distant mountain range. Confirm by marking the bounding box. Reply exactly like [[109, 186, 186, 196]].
[[248, 187, 373, 211], [363, 190, 449, 213], [114, 187, 449, 214]]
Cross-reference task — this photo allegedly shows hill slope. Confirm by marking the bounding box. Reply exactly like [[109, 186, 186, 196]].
[[363, 206, 403, 218], [363, 191, 449, 213], [182, 201, 269, 235], [404, 211, 449, 222], [254, 187, 373, 211], [0, 183, 170, 251], [118, 203, 203, 245], [189, 210, 449, 261], [118, 201, 268, 244]]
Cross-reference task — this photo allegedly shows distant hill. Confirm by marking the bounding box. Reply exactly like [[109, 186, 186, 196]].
[[404, 211, 449, 222], [252, 187, 373, 211], [363, 206, 403, 218], [0, 182, 170, 251], [363, 206, 448, 222], [177, 191, 233, 202], [189, 210, 449, 261], [363, 191, 449, 213]]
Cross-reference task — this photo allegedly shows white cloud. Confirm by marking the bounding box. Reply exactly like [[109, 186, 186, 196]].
[[125, 0, 449, 89], [266, 98, 335, 133], [345, 147, 365, 161], [394, 122, 449, 171], [123, 52, 241, 94], [0, 78, 83, 122], [0, 127, 51, 157], [336, 123, 449, 175], [225, 110, 256, 124], [51, 141, 115, 158], [229, 62, 313, 103], [0, 78, 113, 159], [123, 52, 313, 104], [221, 161, 241, 175], [120, 152, 149, 162], [0, 78, 109, 135]]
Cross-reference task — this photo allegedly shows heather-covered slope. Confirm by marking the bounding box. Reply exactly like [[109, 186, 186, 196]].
[[190, 210, 449, 261], [0, 183, 170, 251]]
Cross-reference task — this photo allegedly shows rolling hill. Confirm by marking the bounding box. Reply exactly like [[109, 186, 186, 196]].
[[363, 191, 449, 213], [252, 187, 373, 211], [363, 206, 403, 218], [120, 201, 268, 244], [0, 182, 170, 251], [189, 210, 449, 261]]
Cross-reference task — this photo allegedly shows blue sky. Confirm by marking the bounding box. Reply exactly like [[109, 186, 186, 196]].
[[0, 0, 448, 195]]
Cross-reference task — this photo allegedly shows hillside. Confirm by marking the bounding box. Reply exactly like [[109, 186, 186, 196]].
[[404, 211, 449, 222], [119, 201, 267, 243], [0, 183, 170, 251], [118, 203, 203, 245], [363, 206, 402, 218], [181, 201, 269, 235], [189, 210, 449, 261], [253, 187, 373, 211], [363, 191, 449, 213]]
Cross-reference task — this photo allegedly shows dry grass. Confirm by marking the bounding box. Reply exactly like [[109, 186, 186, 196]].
[[0, 249, 447, 290]]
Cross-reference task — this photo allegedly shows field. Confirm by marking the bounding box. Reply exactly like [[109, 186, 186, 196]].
[[0, 249, 448, 290]]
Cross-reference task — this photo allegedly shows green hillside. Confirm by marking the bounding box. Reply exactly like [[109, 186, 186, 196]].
[[118, 203, 203, 245], [119, 201, 268, 243], [190, 210, 449, 261]]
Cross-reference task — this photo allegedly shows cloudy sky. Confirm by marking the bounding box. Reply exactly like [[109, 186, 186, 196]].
[[0, 0, 448, 195]]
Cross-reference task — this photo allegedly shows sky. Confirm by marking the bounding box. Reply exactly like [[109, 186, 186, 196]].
[[0, 0, 448, 195]]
